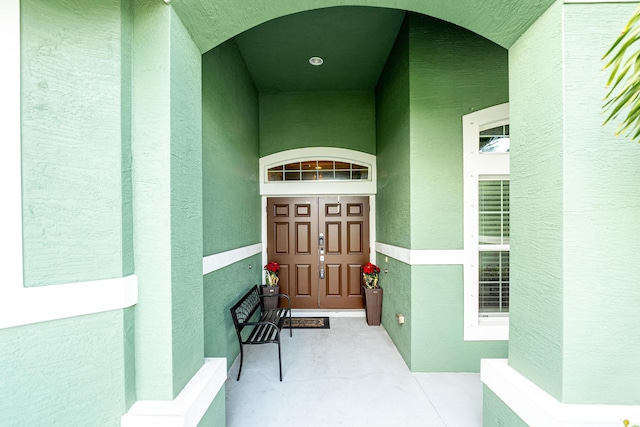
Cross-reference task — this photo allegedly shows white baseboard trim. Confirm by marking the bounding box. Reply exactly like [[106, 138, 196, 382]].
[[122, 357, 227, 427], [202, 243, 262, 276], [481, 358, 640, 427], [0, 275, 138, 329]]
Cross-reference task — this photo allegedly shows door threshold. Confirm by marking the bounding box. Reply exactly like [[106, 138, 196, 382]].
[[292, 309, 365, 318]]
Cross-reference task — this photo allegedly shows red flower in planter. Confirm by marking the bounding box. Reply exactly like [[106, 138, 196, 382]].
[[264, 262, 280, 287], [362, 262, 381, 288], [264, 262, 280, 274]]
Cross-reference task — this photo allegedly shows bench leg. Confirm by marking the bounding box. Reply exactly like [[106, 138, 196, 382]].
[[277, 339, 282, 381], [237, 344, 244, 381], [288, 311, 292, 337]]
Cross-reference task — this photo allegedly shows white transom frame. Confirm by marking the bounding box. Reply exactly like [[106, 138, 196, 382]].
[[259, 147, 377, 196]]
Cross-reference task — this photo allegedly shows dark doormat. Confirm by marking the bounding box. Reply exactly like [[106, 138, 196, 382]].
[[283, 317, 330, 329]]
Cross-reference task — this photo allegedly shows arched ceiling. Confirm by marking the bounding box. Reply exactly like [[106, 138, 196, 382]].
[[234, 7, 406, 92], [172, 0, 555, 54]]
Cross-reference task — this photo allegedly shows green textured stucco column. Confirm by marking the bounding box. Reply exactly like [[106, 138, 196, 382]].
[[21, 0, 134, 285], [376, 14, 509, 372], [509, 1, 640, 405], [132, 0, 204, 400], [202, 38, 262, 368], [405, 13, 510, 371]]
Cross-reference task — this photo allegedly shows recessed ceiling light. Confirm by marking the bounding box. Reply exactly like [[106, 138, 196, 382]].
[[309, 56, 324, 66]]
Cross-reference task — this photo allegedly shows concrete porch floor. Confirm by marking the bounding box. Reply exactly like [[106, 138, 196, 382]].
[[225, 314, 482, 426]]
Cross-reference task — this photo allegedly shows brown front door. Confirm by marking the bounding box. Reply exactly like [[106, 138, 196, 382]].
[[267, 196, 370, 309]]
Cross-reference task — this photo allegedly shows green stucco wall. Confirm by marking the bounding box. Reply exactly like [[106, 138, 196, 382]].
[[132, 0, 204, 399], [408, 13, 508, 250], [202, 39, 261, 255], [0, 311, 134, 426], [203, 255, 262, 368], [197, 385, 226, 427], [7, 1, 137, 424], [21, 0, 134, 287], [374, 18, 413, 365], [259, 91, 376, 157], [483, 385, 528, 427], [377, 255, 412, 365], [169, 4, 205, 397], [509, 1, 640, 405], [201, 38, 262, 367], [376, 18, 411, 249], [561, 2, 640, 404], [508, 1, 564, 401], [411, 265, 506, 371], [376, 14, 508, 372]]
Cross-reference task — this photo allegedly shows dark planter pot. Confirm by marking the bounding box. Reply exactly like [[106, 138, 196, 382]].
[[261, 285, 280, 310], [363, 286, 383, 326]]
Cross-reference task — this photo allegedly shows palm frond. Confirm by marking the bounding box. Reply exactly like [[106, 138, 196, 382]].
[[603, 3, 640, 142]]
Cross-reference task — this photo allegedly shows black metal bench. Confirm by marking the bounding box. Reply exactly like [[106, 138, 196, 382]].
[[230, 284, 292, 381]]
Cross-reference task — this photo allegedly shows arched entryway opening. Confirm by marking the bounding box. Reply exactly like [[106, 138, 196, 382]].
[[198, 0, 514, 362], [200, 0, 510, 381]]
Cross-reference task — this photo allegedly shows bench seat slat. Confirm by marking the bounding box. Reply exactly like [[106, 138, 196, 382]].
[[246, 323, 277, 343]]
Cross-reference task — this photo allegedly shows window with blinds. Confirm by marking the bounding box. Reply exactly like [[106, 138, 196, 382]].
[[478, 180, 509, 314]]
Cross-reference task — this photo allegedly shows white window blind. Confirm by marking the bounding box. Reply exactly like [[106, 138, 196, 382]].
[[479, 180, 509, 314]]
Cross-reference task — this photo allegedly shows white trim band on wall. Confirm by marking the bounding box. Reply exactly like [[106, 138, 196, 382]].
[[0, 275, 138, 329], [481, 359, 640, 427], [202, 243, 262, 276], [375, 242, 465, 265]]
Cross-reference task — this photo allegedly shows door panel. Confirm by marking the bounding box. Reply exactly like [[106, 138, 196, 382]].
[[267, 198, 319, 308], [319, 197, 369, 309], [267, 196, 369, 309]]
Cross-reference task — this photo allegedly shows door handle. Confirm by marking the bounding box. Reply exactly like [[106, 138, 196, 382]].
[[319, 233, 325, 279]]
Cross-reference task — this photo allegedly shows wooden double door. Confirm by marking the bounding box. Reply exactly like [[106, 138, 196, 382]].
[[266, 196, 370, 309]]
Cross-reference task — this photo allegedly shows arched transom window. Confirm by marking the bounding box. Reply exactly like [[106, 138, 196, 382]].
[[267, 160, 370, 182], [259, 148, 376, 196]]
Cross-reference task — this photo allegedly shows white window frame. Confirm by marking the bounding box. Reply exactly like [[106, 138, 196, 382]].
[[259, 147, 376, 196], [463, 103, 510, 341]]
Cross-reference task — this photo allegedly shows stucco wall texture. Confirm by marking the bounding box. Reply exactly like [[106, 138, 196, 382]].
[[202, 38, 261, 256], [376, 14, 509, 372], [510, 1, 640, 405], [21, 0, 132, 288], [201, 37, 262, 370], [7, 0, 640, 425], [130, 0, 204, 401]]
